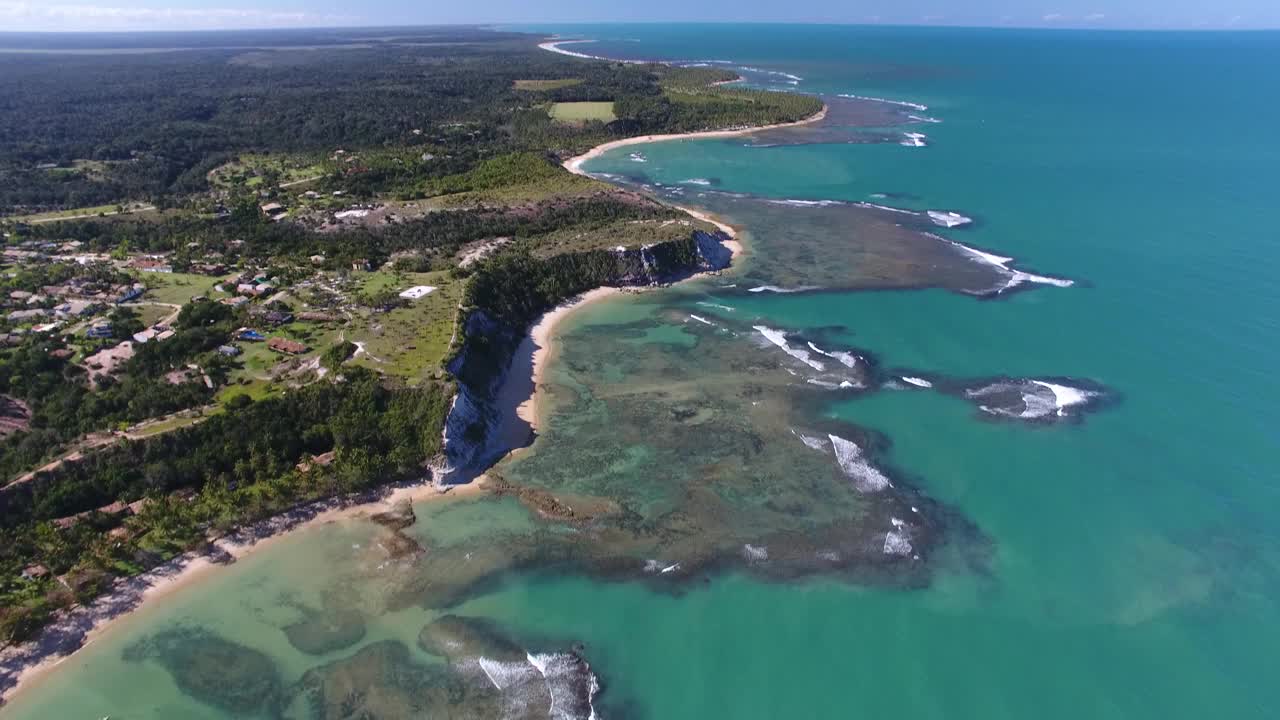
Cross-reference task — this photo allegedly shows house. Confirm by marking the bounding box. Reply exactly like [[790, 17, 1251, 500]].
[[55, 299, 98, 318], [237, 282, 274, 298], [260, 203, 287, 220], [235, 328, 266, 342], [220, 296, 250, 308], [86, 323, 114, 339], [131, 258, 173, 273], [262, 310, 293, 326], [217, 344, 241, 357], [7, 308, 48, 323], [298, 311, 338, 322], [352, 259, 371, 271], [115, 285, 145, 303], [267, 337, 308, 355]]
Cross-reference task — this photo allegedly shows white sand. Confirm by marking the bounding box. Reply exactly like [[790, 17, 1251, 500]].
[[561, 104, 827, 178], [515, 287, 621, 430]]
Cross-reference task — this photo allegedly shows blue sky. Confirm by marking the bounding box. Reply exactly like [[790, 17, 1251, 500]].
[[0, 0, 1275, 32]]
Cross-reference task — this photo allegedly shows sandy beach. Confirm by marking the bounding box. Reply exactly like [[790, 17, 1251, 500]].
[[514, 287, 623, 431], [0, 477, 487, 704], [561, 104, 828, 178]]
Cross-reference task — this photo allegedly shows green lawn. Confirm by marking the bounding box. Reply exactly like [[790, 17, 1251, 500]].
[[143, 272, 231, 306], [346, 271, 463, 380], [10, 202, 154, 224], [549, 101, 617, 123]]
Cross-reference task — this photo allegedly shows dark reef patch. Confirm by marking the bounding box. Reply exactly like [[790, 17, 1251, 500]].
[[123, 625, 282, 715], [281, 592, 369, 656], [288, 617, 601, 720]]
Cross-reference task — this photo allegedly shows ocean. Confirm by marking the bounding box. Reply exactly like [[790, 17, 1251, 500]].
[[4, 24, 1278, 719]]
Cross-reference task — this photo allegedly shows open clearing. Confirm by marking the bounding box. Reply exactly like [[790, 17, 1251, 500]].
[[549, 101, 616, 123]]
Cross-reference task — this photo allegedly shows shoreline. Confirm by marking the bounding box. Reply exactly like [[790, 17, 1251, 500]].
[[515, 287, 623, 431], [2, 40, 815, 709], [560, 104, 828, 177], [0, 478, 487, 705]]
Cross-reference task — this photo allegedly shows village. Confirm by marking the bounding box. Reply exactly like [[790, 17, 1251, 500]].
[[0, 224, 462, 429]]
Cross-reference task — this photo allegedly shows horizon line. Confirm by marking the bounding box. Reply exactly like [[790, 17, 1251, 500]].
[[1, 21, 1278, 36]]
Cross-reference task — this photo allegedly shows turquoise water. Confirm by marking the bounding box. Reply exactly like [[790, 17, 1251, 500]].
[[6, 25, 1280, 719]]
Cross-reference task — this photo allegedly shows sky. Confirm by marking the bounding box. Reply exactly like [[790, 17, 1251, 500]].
[[0, 0, 1276, 33]]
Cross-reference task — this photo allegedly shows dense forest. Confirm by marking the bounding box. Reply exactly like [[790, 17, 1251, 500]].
[[0, 370, 451, 641], [0, 31, 818, 214]]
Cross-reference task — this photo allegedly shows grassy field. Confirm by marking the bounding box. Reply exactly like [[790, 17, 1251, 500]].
[[207, 153, 328, 190], [528, 217, 713, 258], [131, 303, 175, 327], [549, 101, 617, 123], [514, 78, 583, 91], [346, 270, 463, 380], [9, 202, 154, 224], [143, 272, 231, 306]]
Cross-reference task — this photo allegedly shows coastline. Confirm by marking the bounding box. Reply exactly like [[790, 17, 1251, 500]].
[[2, 42, 811, 709], [0, 478, 487, 704], [515, 287, 623, 431], [560, 104, 828, 177]]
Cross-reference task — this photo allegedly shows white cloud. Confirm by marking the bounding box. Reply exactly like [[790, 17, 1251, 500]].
[[1084, 13, 1106, 22], [1042, 13, 1065, 22], [0, 1, 357, 30]]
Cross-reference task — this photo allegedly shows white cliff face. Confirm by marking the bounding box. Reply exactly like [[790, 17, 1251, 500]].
[[431, 385, 487, 481], [435, 231, 726, 484], [694, 229, 734, 271]]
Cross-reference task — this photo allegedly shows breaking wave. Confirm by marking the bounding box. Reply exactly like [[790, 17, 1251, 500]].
[[754, 325, 826, 370], [900, 132, 929, 147], [836, 93, 930, 112], [828, 434, 892, 493], [964, 379, 1100, 420], [927, 210, 974, 228]]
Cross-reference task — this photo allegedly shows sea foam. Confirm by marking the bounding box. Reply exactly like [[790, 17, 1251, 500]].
[[927, 210, 974, 228], [754, 326, 825, 370], [828, 434, 892, 492]]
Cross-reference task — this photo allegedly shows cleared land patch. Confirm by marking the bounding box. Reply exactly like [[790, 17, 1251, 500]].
[[549, 101, 617, 124]]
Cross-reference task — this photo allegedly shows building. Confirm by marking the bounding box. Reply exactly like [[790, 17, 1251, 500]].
[[86, 323, 114, 339], [260, 202, 287, 220], [267, 337, 308, 355], [7, 309, 48, 323], [217, 344, 241, 357], [131, 258, 173, 273], [55, 299, 98, 318], [220, 296, 250, 308], [235, 328, 266, 342], [115, 285, 145, 304]]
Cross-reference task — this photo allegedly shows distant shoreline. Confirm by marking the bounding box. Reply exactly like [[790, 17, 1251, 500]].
[[560, 103, 828, 176]]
